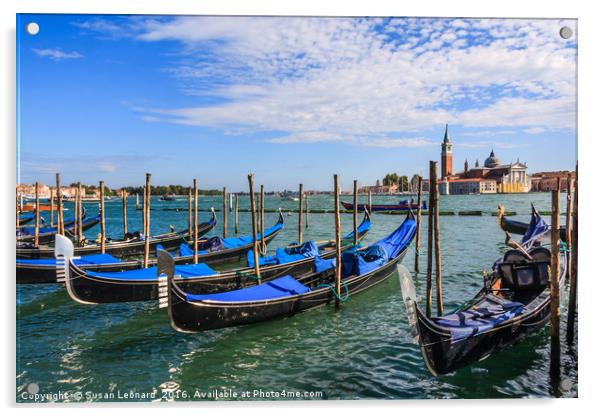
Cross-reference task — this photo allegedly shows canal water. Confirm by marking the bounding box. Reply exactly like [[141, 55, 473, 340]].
[[16, 192, 578, 401]]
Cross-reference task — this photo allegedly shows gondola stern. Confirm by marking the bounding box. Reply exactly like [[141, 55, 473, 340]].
[[54, 234, 97, 305], [157, 250, 196, 333]]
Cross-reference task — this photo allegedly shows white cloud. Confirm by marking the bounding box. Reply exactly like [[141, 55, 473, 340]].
[[32, 48, 83, 61], [77, 17, 577, 144]]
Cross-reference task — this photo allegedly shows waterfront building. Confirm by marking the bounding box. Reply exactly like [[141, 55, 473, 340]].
[[530, 171, 573, 192], [438, 126, 530, 194], [358, 180, 399, 195]]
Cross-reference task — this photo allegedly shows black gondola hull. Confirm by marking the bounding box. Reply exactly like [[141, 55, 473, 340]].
[[16, 215, 216, 259], [501, 215, 567, 242], [415, 297, 551, 376], [169, 246, 409, 332]]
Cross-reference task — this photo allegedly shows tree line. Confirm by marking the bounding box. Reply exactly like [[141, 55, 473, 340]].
[[382, 173, 422, 192], [69, 183, 223, 197]]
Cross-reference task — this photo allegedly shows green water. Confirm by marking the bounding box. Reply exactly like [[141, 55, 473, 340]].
[[16, 193, 577, 401]]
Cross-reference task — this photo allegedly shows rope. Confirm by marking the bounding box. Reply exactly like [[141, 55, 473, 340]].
[[317, 279, 349, 302]]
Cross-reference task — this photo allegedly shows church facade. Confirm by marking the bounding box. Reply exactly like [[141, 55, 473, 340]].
[[437, 125, 530, 195]]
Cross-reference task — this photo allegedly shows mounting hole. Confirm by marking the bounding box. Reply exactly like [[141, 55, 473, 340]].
[[25, 22, 40, 36], [559, 26, 573, 40]]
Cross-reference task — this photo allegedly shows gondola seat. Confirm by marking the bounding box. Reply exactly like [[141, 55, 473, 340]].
[[184, 275, 310, 302], [497, 247, 551, 292]]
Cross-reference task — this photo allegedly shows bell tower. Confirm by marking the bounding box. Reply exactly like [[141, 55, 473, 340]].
[[441, 124, 453, 178]]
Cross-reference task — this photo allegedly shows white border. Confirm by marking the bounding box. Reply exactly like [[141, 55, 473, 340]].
[[2, 0, 599, 414]]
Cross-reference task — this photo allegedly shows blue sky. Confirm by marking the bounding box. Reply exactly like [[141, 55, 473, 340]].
[[17, 15, 577, 191]]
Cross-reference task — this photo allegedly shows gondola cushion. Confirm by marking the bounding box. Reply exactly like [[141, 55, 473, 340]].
[[247, 241, 319, 267], [178, 243, 208, 257], [185, 275, 310, 302], [433, 302, 525, 341], [341, 244, 388, 277], [314, 255, 335, 273]]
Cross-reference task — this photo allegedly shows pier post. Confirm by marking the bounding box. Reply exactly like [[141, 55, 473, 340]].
[[73, 184, 79, 244], [229, 192, 233, 213], [142, 189, 146, 238], [353, 179, 358, 245], [565, 173, 572, 282], [305, 192, 309, 229], [414, 175, 423, 272], [122, 188, 128, 239], [136, 193, 140, 210], [235, 194, 239, 235], [78, 183, 84, 243], [143, 175, 150, 266], [567, 165, 578, 344], [49, 187, 54, 227], [193, 179, 198, 264], [100, 181, 106, 254], [368, 190, 372, 214], [426, 162, 436, 317], [223, 187, 228, 238], [550, 178, 561, 378], [248, 174, 261, 283], [434, 166, 443, 316], [34, 182, 39, 247], [334, 174, 342, 307], [298, 184, 303, 244], [56, 173, 64, 236], [260, 185, 266, 255], [187, 188, 192, 238]]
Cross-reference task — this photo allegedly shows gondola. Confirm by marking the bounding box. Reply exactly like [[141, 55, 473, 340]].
[[16, 210, 217, 260], [51, 212, 370, 302], [17, 210, 98, 245], [17, 212, 35, 226], [500, 204, 567, 242], [17, 207, 84, 234], [341, 200, 426, 212], [157, 211, 416, 332], [399, 210, 566, 376]]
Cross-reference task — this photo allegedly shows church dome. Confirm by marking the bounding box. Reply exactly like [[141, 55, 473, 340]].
[[484, 150, 500, 168]]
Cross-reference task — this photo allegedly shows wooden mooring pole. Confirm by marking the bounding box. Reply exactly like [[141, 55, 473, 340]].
[[100, 181, 106, 254], [565, 173, 572, 283], [567, 166, 578, 344], [414, 175, 423, 273], [235, 194, 239, 235], [305, 192, 309, 229], [368, 190, 372, 214], [56, 173, 64, 235], [78, 184, 83, 243], [49, 187, 54, 227], [73, 184, 79, 244], [298, 184, 303, 243], [426, 162, 436, 318], [434, 167, 443, 316], [260, 185, 265, 255], [334, 174, 342, 307], [353, 179, 358, 245], [248, 174, 261, 283], [550, 177, 561, 377], [193, 179, 198, 264], [122, 188, 128, 239], [187, 188, 192, 238], [34, 182, 39, 247], [143, 175, 150, 266], [223, 187, 228, 238]]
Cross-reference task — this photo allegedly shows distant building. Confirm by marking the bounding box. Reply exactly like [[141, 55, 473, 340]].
[[358, 180, 399, 195], [530, 171, 574, 192], [437, 125, 530, 194]]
